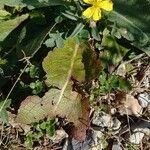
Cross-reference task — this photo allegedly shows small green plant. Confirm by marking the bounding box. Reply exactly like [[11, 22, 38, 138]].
[[93, 71, 131, 95], [25, 65, 40, 79], [29, 80, 44, 94], [20, 64, 44, 94], [24, 119, 55, 148]]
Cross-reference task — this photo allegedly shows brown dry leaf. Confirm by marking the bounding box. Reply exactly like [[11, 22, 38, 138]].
[[16, 85, 90, 142], [116, 92, 143, 116], [71, 97, 90, 141]]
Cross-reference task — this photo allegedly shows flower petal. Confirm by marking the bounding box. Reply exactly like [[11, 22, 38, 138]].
[[83, 6, 95, 18], [83, 0, 94, 4], [92, 8, 101, 21], [97, 0, 102, 2], [100, 0, 113, 11]]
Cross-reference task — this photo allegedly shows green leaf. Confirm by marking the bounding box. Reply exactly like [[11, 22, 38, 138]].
[[0, 99, 11, 123], [118, 77, 132, 92], [97, 72, 132, 94], [42, 38, 86, 88], [101, 33, 129, 67], [109, 75, 119, 89], [43, 38, 100, 87], [91, 27, 101, 41], [78, 29, 90, 39], [44, 38, 55, 48], [0, 99, 11, 109], [0, 9, 11, 21], [29, 80, 43, 94], [108, 0, 150, 56], [62, 11, 78, 21], [45, 32, 64, 48], [16, 84, 90, 142], [70, 23, 85, 37], [0, 14, 28, 42], [99, 71, 107, 85], [46, 120, 55, 136]]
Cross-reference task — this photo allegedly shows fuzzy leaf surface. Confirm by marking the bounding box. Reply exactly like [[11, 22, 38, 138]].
[[16, 85, 90, 141], [42, 38, 86, 88], [16, 85, 85, 125], [43, 38, 101, 88]]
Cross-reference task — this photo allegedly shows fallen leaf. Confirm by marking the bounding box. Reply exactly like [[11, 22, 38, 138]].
[[116, 92, 143, 116], [16, 85, 90, 141], [71, 97, 90, 141]]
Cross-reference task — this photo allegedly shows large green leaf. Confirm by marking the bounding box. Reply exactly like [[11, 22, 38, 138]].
[[0, 0, 67, 9], [108, 0, 150, 55], [43, 38, 101, 87], [0, 14, 28, 42], [43, 38, 85, 88], [0, 20, 55, 88]]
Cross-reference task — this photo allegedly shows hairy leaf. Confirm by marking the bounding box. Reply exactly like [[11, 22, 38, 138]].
[[0, 9, 10, 21], [43, 38, 92, 88], [70, 23, 85, 37], [17, 85, 81, 124], [43, 38, 101, 87]]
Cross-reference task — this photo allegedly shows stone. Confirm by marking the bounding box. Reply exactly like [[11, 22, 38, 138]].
[[50, 129, 68, 143], [129, 132, 144, 144], [92, 112, 113, 128], [112, 118, 121, 130], [138, 92, 150, 108], [112, 142, 122, 150]]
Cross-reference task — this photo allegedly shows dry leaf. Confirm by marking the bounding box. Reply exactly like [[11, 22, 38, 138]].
[[116, 92, 143, 116], [71, 97, 90, 141]]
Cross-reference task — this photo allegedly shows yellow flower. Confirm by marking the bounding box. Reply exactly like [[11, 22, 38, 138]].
[[82, 0, 113, 21]]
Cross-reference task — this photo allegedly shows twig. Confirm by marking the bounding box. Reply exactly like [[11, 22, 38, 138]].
[[137, 65, 150, 87], [0, 122, 4, 146], [126, 108, 132, 138]]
